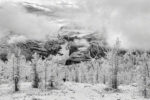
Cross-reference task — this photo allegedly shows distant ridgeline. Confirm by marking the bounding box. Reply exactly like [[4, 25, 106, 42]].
[[0, 26, 149, 65]]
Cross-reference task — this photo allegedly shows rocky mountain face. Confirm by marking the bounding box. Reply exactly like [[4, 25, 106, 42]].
[[0, 25, 146, 65], [0, 1, 128, 65], [57, 24, 109, 65], [0, 25, 107, 65]]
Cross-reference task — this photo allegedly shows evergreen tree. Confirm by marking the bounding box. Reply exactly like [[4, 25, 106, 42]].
[[110, 38, 120, 89], [32, 53, 40, 88]]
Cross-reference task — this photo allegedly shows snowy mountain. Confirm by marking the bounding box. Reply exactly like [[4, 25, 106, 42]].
[[0, 0, 108, 64]]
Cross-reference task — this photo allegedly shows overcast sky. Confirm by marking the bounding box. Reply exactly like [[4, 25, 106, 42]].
[[0, 0, 150, 50]]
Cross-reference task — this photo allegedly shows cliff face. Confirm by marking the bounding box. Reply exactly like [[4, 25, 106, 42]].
[[0, 1, 108, 64], [16, 40, 62, 60], [0, 23, 127, 65], [58, 25, 107, 65], [0, 33, 141, 65], [0, 38, 63, 62]]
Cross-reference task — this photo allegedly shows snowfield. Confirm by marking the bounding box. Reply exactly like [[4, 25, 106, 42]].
[[0, 82, 148, 100]]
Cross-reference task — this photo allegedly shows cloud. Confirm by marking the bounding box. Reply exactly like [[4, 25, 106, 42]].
[[8, 35, 27, 44], [1, 0, 150, 50], [74, 0, 150, 49], [106, 0, 150, 49], [0, 2, 60, 40]]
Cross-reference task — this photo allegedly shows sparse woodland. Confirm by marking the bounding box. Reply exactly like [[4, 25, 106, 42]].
[[0, 38, 150, 99]]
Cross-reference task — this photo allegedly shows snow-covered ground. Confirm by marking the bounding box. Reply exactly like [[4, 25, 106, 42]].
[[0, 82, 148, 100]]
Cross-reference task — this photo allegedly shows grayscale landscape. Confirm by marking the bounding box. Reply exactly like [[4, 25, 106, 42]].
[[0, 0, 150, 100]]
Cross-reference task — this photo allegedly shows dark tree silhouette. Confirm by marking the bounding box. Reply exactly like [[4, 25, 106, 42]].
[[44, 40, 62, 55], [32, 54, 40, 88], [0, 53, 8, 62], [111, 39, 120, 89]]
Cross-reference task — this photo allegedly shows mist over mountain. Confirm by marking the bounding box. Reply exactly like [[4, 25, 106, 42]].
[[0, 0, 149, 50], [0, 0, 149, 64]]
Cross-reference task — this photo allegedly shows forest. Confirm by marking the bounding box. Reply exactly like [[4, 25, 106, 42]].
[[0, 30, 150, 100]]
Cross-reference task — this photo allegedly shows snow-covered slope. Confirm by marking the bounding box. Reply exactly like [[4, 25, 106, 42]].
[[0, 82, 147, 100]]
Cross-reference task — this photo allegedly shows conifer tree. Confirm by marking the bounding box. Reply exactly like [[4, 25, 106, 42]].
[[110, 38, 120, 89], [141, 52, 149, 98], [13, 48, 21, 92], [32, 53, 40, 88]]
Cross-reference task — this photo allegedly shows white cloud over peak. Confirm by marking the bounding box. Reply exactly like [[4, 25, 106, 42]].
[[0, 0, 150, 50]]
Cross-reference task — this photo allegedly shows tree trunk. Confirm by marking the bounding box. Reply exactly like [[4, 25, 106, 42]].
[[103, 75, 105, 84], [146, 63, 149, 77], [75, 71, 79, 82], [14, 76, 19, 91], [143, 76, 147, 98], [111, 54, 119, 89], [45, 62, 47, 90], [32, 63, 39, 88], [111, 39, 119, 89], [14, 54, 20, 92]]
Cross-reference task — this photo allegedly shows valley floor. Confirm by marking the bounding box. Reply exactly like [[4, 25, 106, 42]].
[[0, 82, 148, 100]]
